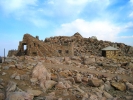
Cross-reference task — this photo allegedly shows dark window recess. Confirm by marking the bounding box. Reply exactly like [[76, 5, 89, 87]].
[[32, 52, 37, 55], [65, 50, 69, 53], [63, 41, 68, 46], [34, 43, 36, 46], [38, 44, 40, 48], [102, 51, 106, 57], [58, 50, 62, 53], [64, 41, 67, 43]]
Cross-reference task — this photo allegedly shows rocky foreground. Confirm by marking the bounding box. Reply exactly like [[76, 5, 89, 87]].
[[0, 56, 133, 100]]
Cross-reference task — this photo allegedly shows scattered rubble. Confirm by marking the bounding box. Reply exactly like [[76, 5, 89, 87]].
[[0, 55, 133, 100]]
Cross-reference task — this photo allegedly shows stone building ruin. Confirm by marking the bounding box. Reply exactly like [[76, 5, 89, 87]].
[[15, 34, 74, 57], [8, 32, 133, 57]]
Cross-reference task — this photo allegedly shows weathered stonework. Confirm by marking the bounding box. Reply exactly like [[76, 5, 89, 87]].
[[101, 46, 119, 59], [8, 50, 17, 57], [8, 32, 133, 57], [15, 34, 74, 57]]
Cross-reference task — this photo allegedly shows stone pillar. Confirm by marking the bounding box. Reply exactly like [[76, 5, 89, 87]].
[[22, 44, 24, 52], [36, 36, 39, 40]]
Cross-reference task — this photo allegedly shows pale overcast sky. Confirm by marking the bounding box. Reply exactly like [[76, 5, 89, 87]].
[[0, 0, 133, 56]]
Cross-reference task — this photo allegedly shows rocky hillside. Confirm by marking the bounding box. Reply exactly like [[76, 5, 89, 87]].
[[44, 33, 133, 57], [0, 55, 133, 100], [7, 33, 133, 57]]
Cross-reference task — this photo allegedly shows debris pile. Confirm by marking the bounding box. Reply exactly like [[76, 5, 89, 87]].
[[0, 55, 133, 100]]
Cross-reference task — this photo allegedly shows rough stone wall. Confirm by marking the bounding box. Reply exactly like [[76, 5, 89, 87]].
[[43, 33, 133, 57], [16, 34, 61, 57], [44, 35, 74, 57], [106, 50, 119, 59], [8, 50, 18, 57], [12, 34, 74, 57], [53, 44, 74, 57]]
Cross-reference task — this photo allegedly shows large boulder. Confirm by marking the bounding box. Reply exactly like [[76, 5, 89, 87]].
[[88, 79, 103, 87], [84, 57, 95, 65], [45, 80, 57, 90], [31, 62, 51, 91], [26, 89, 42, 96], [59, 70, 72, 78], [126, 82, 133, 92], [104, 81, 111, 91], [15, 63, 24, 69], [74, 73, 82, 83], [64, 57, 71, 64], [55, 81, 71, 89], [55, 82, 66, 89], [126, 62, 133, 69], [6, 81, 17, 92], [82, 77, 89, 83], [111, 82, 126, 91], [6, 81, 33, 100], [5, 92, 33, 100], [103, 91, 113, 99]]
